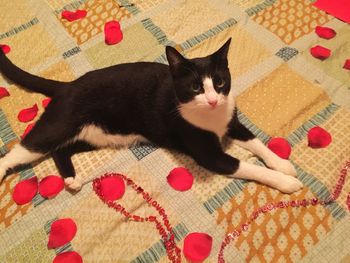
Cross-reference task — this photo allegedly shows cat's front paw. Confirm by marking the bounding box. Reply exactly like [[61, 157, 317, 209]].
[[64, 176, 82, 191], [272, 172, 303, 194], [269, 158, 297, 177]]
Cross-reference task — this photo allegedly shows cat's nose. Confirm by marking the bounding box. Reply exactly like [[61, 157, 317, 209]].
[[208, 100, 218, 107]]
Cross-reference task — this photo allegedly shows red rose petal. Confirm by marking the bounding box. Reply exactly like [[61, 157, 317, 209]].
[[99, 175, 125, 201], [343, 59, 350, 70], [42, 98, 52, 108], [12, 177, 38, 205], [0, 44, 11, 54], [39, 175, 64, 199], [48, 218, 77, 249], [310, 45, 331, 60], [104, 21, 123, 45], [307, 126, 332, 149], [61, 10, 87, 22], [21, 123, 35, 139], [167, 167, 194, 191], [17, 104, 39, 123], [267, 138, 292, 160], [0, 87, 10, 99], [313, 0, 350, 24], [53, 251, 83, 263], [315, 26, 336, 39], [183, 232, 213, 262]]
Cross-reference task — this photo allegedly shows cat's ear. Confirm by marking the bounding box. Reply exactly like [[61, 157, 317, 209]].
[[166, 46, 188, 75], [211, 38, 231, 68]]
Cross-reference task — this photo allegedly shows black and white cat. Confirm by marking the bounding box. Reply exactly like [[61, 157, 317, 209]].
[[0, 39, 303, 193]]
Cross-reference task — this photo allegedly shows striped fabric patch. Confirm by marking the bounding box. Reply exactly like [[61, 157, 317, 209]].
[[0, 109, 18, 145], [296, 165, 347, 220], [236, 109, 272, 144], [116, 0, 140, 15], [53, 0, 90, 15], [62, 46, 82, 59], [287, 103, 340, 147], [203, 179, 248, 214], [141, 18, 173, 46], [44, 218, 74, 255], [0, 18, 40, 40], [131, 223, 189, 263], [179, 18, 237, 50], [246, 0, 278, 16]]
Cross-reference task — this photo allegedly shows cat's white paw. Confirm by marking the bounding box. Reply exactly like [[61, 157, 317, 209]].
[[64, 176, 82, 191], [268, 158, 297, 177], [271, 172, 303, 194]]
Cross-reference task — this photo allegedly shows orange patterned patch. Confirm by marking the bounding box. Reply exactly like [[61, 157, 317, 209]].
[[0, 173, 32, 230], [217, 184, 333, 262], [252, 0, 332, 44], [59, 0, 132, 44]]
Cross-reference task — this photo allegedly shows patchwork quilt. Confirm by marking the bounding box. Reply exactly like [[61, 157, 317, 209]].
[[0, 0, 350, 262]]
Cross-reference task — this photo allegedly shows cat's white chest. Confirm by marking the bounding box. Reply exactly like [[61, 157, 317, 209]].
[[76, 125, 146, 147], [179, 95, 235, 139]]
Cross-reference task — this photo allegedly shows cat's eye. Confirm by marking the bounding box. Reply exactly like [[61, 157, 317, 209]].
[[216, 79, 225, 88], [192, 84, 201, 92]]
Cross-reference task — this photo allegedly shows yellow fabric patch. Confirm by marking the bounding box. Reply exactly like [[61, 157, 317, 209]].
[[252, 0, 332, 44], [131, 0, 168, 12], [0, 1, 35, 32], [151, 0, 232, 43], [236, 64, 331, 137], [85, 22, 164, 68], [3, 25, 59, 70], [184, 26, 272, 78]]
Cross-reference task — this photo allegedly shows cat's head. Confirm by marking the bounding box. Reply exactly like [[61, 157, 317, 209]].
[[166, 38, 232, 109]]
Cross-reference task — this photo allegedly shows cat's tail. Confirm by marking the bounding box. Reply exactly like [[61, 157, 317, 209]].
[[0, 49, 69, 97]]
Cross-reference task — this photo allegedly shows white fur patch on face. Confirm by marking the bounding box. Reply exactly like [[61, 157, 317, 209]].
[[179, 77, 235, 139], [76, 124, 147, 148]]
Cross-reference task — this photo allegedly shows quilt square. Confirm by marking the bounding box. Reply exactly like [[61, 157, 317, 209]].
[[151, 0, 232, 43], [236, 64, 332, 137], [184, 25, 272, 78], [252, 0, 332, 44], [85, 22, 165, 68]]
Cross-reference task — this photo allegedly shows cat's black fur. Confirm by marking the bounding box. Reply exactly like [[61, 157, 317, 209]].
[[0, 39, 254, 181]]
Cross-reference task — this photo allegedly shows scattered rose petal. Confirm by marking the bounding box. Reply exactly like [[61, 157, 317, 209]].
[[0, 44, 11, 54], [267, 138, 292, 159], [39, 175, 64, 199], [313, 0, 350, 24], [183, 232, 213, 262], [104, 21, 123, 45], [308, 126, 332, 148], [21, 123, 35, 139], [315, 26, 336, 39], [61, 10, 87, 22], [17, 104, 39, 123], [310, 45, 331, 60], [53, 251, 83, 263], [0, 87, 10, 99], [343, 59, 350, 70], [167, 167, 194, 191], [48, 218, 77, 249], [100, 175, 125, 201], [12, 177, 38, 205], [42, 98, 52, 108]]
